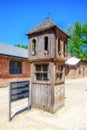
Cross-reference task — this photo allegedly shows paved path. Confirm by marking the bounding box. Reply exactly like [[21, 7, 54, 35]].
[[0, 77, 87, 130]]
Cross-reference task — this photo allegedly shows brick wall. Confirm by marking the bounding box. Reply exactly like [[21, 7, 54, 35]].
[[0, 56, 30, 87], [0, 56, 9, 78]]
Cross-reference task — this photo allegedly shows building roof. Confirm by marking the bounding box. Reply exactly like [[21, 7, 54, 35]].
[[26, 18, 69, 37], [0, 43, 28, 59], [65, 57, 81, 66]]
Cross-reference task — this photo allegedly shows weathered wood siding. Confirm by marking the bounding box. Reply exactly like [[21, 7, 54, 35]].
[[31, 62, 55, 113], [55, 36, 67, 61], [31, 84, 54, 113], [28, 31, 55, 60], [30, 61, 65, 113], [54, 84, 65, 112]]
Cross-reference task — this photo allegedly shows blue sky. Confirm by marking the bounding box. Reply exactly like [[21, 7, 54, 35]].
[[0, 0, 87, 45]]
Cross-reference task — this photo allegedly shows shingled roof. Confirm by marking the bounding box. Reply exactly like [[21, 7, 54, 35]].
[[0, 43, 28, 59], [26, 18, 69, 37], [26, 18, 55, 35]]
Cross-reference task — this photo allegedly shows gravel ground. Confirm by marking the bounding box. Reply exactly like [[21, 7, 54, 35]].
[[0, 77, 87, 130]]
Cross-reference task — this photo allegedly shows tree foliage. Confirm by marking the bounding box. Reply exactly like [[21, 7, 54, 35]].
[[67, 21, 87, 61], [15, 43, 28, 49]]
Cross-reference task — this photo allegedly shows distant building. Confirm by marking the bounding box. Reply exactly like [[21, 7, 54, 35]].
[[65, 57, 87, 79], [0, 43, 30, 87]]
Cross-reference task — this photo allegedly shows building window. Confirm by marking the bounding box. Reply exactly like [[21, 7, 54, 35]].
[[10, 61, 22, 74], [56, 64, 64, 81], [65, 65, 69, 76], [32, 39, 36, 55], [35, 64, 49, 81], [58, 38, 61, 55], [78, 68, 81, 74], [44, 36, 48, 52]]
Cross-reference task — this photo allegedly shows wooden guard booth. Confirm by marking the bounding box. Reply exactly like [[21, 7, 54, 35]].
[[26, 18, 69, 113]]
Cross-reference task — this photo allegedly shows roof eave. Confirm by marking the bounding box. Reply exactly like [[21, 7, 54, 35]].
[[26, 25, 55, 36], [26, 25, 69, 38], [55, 25, 69, 38], [0, 54, 28, 59]]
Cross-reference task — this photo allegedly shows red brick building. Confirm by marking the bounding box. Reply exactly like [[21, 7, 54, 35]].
[[0, 43, 30, 87], [65, 57, 87, 79]]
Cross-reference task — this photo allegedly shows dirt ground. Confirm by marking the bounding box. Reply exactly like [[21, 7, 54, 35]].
[[0, 77, 87, 130]]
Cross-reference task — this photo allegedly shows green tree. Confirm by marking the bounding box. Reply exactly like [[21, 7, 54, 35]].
[[67, 21, 87, 61], [15, 44, 28, 49]]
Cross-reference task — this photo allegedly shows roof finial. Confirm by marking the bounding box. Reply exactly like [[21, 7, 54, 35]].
[[48, 12, 50, 18]]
